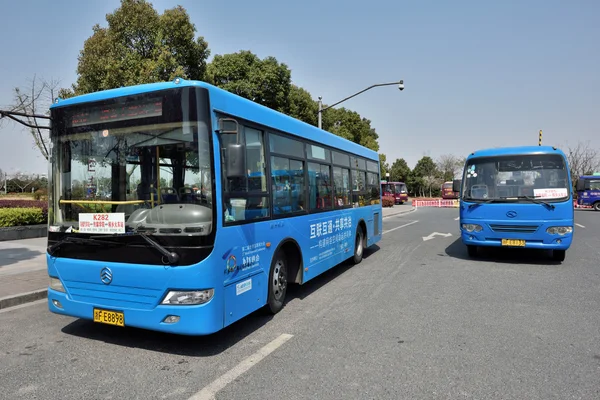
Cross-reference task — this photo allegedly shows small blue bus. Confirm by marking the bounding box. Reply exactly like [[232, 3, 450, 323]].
[[576, 174, 600, 211], [454, 146, 574, 262], [45, 78, 383, 335]]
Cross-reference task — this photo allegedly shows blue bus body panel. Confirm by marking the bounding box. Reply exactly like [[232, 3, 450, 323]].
[[458, 146, 574, 251], [459, 202, 574, 250], [47, 79, 382, 335]]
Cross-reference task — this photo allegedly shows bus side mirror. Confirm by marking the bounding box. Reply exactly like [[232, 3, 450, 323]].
[[226, 143, 246, 178], [452, 179, 461, 193], [575, 179, 586, 191]]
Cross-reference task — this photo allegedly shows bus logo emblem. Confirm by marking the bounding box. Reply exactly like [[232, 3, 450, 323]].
[[100, 267, 113, 285], [506, 210, 517, 218], [226, 255, 237, 273]]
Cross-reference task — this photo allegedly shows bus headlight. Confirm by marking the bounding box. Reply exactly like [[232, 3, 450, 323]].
[[546, 226, 573, 235], [161, 289, 214, 305], [49, 277, 66, 293], [462, 223, 483, 232]]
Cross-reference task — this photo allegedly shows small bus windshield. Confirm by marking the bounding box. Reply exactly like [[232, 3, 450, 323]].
[[462, 153, 569, 202]]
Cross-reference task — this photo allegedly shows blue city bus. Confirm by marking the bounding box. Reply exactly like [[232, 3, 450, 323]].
[[575, 174, 600, 211], [453, 146, 574, 262], [46, 78, 383, 335]]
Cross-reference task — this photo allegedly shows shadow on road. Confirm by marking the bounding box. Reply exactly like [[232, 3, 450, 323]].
[[0, 248, 44, 268], [60, 244, 381, 356], [444, 238, 564, 266]]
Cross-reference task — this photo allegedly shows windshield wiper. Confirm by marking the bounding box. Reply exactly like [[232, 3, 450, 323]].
[[135, 233, 180, 265], [47, 236, 122, 255], [501, 195, 555, 209], [466, 198, 498, 210]]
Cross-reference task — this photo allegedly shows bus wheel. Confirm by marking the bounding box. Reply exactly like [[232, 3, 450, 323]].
[[353, 227, 365, 264], [552, 249, 566, 262], [594, 202, 600, 211], [466, 245, 477, 257], [267, 250, 288, 314]]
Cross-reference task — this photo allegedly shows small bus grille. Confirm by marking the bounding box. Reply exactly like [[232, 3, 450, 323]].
[[488, 224, 539, 234]]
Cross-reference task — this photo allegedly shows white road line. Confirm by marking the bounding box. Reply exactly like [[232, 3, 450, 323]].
[[575, 223, 585, 228], [382, 220, 419, 235], [454, 217, 459, 220], [189, 333, 294, 400]]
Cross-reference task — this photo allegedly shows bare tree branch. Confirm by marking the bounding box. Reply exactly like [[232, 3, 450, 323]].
[[564, 141, 600, 183], [3, 75, 61, 161]]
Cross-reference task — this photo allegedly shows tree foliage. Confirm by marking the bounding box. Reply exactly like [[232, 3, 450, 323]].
[[206, 50, 292, 113], [390, 158, 411, 183], [379, 154, 389, 179], [68, 0, 210, 96]]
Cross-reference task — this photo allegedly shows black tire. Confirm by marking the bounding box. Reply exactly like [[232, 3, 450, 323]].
[[552, 249, 566, 262], [466, 245, 477, 257], [594, 202, 600, 211], [353, 226, 365, 264], [266, 250, 288, 314]]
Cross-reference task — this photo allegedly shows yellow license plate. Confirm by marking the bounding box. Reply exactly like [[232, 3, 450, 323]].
[[501, 239, 526, 247], [93, 308, 125, 327]]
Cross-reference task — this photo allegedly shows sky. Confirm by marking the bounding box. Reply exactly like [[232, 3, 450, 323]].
[[1, 0, 599, 177]]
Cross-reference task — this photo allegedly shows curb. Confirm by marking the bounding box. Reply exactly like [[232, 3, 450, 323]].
[[383, 207, 416, 219], [0, 288, 47, 310]]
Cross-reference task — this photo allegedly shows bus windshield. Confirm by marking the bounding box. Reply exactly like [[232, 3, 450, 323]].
[[462, 153, 569, 202], [49, 87, 214, 239]]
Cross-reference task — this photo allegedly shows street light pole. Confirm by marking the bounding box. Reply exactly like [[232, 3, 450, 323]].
[[318, 96, 323, 131], [317, 80, 404, 130]]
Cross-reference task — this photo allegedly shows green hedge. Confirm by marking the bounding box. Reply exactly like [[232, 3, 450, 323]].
[[0, 208, 46, 228]]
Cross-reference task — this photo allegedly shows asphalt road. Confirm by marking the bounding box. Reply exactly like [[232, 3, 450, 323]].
[[1, 208, 599, 399]]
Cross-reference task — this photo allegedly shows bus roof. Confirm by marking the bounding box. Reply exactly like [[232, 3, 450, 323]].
[[466, 146, 567, 160], [50, 78, 379, 161]]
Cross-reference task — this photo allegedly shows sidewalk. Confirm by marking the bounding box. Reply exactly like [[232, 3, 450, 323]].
[[0, 237, 48, 310]]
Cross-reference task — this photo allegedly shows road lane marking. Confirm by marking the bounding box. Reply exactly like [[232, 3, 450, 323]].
[[575, 223, 585, 228], [189, 333, 294, 400], [382, 220, 419, 235], [454, 217, 459, 220]]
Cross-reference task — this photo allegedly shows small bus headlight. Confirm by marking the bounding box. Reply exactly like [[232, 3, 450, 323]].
[[462, 223, 483, 233], [161, 289, 214, 305], [546, 226, 573, 235], [49, 277, 66, 293]]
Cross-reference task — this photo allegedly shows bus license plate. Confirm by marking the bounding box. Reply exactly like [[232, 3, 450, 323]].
[[93, 308, 125, 327], [501, 239, 526, 247]]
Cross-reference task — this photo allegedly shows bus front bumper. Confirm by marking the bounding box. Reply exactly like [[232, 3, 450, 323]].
[[460, 223, 573, 250], [47, 289, 223, 336]]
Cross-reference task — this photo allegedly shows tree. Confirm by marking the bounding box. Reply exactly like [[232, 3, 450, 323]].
[[411, 156, 439, 197], [436, 154, 458, 182], [379, 154, 389, 178], [565, 141, 600, 184], [69, 0, 210, 96], [321, 107, 380, 152], [206, 50, 292, 113], [286, 84, 318, 125], [1, 75, 57, 161], [436, 154, 465, 182], [389, 158, 411, 183]]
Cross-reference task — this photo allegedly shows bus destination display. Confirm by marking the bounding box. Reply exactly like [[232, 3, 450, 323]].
[[69, 98, 163, 127]]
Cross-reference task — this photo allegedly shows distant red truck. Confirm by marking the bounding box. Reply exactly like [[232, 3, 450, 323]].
[[381, 181, 409, 204]]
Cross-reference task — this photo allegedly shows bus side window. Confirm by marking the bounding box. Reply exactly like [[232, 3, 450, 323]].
[[221, 125, 270, 223]]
